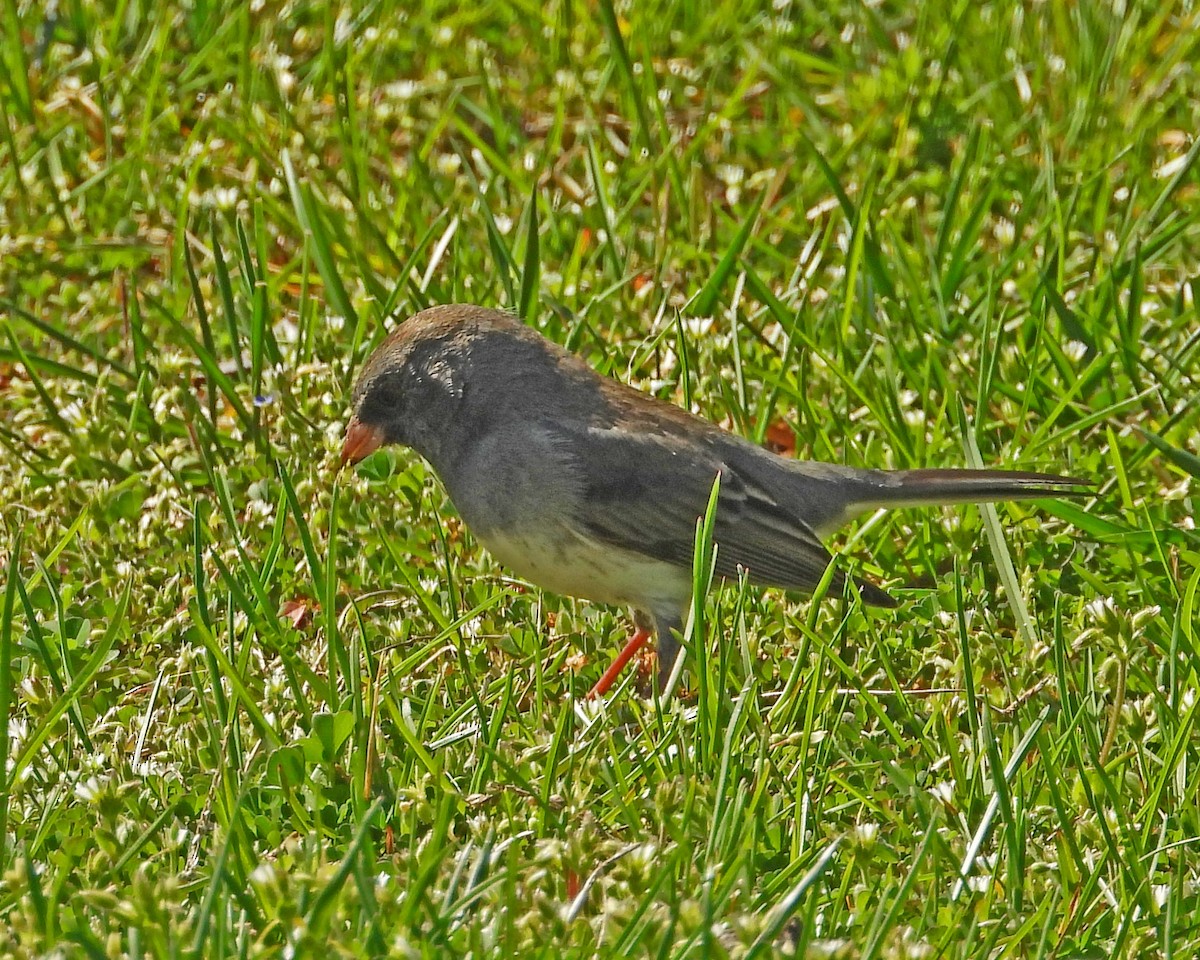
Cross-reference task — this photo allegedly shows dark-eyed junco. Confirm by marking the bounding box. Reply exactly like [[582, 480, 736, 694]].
[[341, 305, 1089, 697]]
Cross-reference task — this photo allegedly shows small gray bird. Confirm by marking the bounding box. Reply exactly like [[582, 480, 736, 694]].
[[341, 304, 1089, 696]]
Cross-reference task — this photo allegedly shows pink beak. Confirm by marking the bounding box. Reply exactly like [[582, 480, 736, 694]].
[[339, 417, 386, 467]]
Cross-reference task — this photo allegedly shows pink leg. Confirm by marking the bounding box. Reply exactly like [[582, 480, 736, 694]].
[[587, 626, 652, 699]]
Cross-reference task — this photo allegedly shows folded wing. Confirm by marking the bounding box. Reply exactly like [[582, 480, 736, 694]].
[[552, 423, 895, 606]]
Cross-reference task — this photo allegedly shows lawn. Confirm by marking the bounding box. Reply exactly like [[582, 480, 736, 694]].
[[2, 0, 1199, 956]]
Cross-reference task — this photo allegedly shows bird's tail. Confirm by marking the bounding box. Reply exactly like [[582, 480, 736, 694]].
[[786, 463, 1095, 536], [848, 468, 1094, 512], [775, 465, 1094, 606]]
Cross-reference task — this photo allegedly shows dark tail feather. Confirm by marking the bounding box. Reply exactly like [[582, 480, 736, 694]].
[[853, 576, 898, 608], [825, 566, 900, 608], [850, 468, 1094, 511], [828, 468, 1091, 607]]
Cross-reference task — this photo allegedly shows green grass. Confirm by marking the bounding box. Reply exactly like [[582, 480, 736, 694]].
[[2, 0, 1199, 955]]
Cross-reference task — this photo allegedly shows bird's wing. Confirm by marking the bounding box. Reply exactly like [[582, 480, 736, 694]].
[[549, 421, 870, 599]]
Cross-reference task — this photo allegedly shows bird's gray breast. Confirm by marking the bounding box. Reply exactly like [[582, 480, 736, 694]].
[[443, 423, 578, 533], [437, 423, 690, 609]]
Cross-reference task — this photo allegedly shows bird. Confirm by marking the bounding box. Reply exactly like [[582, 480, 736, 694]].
[[340, 304, 1090, 698]]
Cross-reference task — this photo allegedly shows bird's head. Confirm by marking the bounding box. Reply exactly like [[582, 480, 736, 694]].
[[339, 305, 524, 468], [340, 307, 477, 467]]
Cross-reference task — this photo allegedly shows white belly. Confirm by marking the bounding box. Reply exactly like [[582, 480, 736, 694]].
[[476, 523, 691, 612]]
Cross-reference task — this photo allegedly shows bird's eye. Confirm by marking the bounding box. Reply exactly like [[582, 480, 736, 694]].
[[369, 374, 406, 409]]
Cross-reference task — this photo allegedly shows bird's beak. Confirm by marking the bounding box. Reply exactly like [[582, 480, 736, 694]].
[[339, 416, 386, 468]]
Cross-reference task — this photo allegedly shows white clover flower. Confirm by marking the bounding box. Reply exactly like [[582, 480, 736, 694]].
[[1064, 340, 1088, 362], [1155, 153, 1192, 180], [929, 780, 956, 805], [683, 316, 713, 337], [60, 400, 87, 428], [75, 776, 104, 803], [967, 874, 992, 893], [853, 822, 879, 845], [1085, 596, 1117, 623]]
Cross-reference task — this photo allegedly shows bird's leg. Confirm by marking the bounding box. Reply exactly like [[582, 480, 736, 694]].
[[653, 613, 683, 692], [588, 610, 683, 699], [587, 625, 652, 699]]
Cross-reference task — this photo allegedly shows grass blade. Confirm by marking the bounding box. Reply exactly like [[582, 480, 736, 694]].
[[1139, 426, 1200, 480], [0, 535, 19, 874], [283, 149, 359, 334], [693, 191, 764, 316], [517, 183, 540, 320], [745, 839, 842, 960], [11, 580, 131, 785]]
